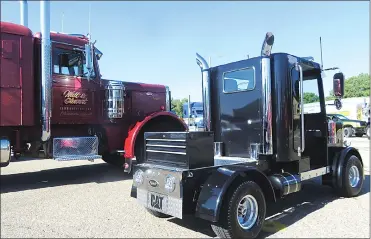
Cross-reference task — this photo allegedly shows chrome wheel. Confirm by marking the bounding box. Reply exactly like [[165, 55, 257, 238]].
[[236, 194, 258, 230], [349, 165, 360, 188]]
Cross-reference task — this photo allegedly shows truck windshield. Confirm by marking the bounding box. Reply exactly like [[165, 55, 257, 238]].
[[53, 47, 96, 78]]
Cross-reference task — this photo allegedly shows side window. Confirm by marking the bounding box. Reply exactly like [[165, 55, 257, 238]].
[[52, 47, 96, 78], [223, 67, 255, 93]]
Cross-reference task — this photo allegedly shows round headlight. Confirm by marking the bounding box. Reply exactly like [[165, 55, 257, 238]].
[[164, 174, 176, 193], [133, 169, 144, 186]]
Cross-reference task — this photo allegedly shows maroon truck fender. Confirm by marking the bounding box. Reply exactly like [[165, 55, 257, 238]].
[[123, 111, 187, 172]]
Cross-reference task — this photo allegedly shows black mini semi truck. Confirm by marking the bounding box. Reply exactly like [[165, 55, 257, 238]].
[[130, 33, 365, 238]]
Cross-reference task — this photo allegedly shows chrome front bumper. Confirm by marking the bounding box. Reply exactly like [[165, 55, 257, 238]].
[[132, 164, 185, 219]]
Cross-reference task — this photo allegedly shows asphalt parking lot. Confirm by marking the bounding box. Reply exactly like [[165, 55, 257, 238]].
[[1, 137, 369, 238]]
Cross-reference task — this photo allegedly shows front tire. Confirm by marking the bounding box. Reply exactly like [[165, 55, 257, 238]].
[[335, 154, 364, 197], [211, 181, 266, 239]]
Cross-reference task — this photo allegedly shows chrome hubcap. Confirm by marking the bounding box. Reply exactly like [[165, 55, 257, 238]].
[[349, 165, 360, 188], [236, 195, 258, 230]]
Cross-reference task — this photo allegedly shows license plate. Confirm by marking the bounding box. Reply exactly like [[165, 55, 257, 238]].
[[147, 192, 168, 213]]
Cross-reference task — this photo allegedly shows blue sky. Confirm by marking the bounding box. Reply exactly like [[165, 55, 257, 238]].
[[2, 1, 369, 101]]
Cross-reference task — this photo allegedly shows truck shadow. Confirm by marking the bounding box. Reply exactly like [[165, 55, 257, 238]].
[[258, 175, 370, 238], [168, 175, 370, 238], [0, 162, 132, 194]]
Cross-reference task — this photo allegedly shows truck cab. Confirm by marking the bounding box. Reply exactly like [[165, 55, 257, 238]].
[[0, 2, 187, 170], [131, 32, 364, 238]]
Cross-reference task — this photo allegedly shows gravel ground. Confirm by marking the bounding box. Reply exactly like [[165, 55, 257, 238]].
[[1, 137, 369, 238]]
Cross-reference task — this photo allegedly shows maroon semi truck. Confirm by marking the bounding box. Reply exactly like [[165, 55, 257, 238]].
[[0, 2, 187, 173]]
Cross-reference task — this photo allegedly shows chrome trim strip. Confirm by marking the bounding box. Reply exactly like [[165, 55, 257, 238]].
[[261, 57, 273, 154], [146, 149, 186, 155], [297, 63, 305, 154], [300, 167, 330, 181], [147, 144, 186, 149], [146, 138, 186, 142]]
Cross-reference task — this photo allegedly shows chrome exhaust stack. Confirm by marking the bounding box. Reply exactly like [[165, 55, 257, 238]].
[[20, 0, 28, 27], [196, 53, 211, 132], [40, 1, 52, 142], [260, 32, 274, 155]]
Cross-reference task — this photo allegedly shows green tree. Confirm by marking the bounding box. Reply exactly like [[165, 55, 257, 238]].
[[344, 73, 370, 98], [171, 97, 188, 117], [303, 92, 320, 103]]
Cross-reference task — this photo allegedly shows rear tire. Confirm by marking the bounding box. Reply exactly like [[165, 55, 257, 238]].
[[211, 181, 266, 239], [343, 127, 352, 138], [335, 154, 364, 197], [146, 208, 172, 218]]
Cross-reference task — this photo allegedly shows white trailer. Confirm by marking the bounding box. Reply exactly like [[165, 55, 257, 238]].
[[304, 97, 369, 121]]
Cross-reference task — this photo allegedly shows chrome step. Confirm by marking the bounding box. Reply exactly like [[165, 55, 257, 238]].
[[52, 136, 101, 162]]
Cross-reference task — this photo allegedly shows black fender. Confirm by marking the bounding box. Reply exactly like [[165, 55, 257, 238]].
[[194, 165, 276, 223], [331, 146, 363, 189]]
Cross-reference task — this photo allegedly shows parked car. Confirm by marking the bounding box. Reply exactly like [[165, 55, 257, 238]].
[[367, 118, 370, 140], [327, 113, 367, 138]]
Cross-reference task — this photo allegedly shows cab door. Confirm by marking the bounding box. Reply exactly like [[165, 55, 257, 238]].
[[290, 62, 328, 168], [215, 58, 262, 158], [51, 43, 99, 125]]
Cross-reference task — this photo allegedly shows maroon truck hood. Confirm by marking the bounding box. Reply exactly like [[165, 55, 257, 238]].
[[101, 79, 166, 93]]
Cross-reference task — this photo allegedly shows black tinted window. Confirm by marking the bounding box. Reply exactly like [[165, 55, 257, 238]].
[[223, 67, 255, 93], [53, 47, 96, 78]]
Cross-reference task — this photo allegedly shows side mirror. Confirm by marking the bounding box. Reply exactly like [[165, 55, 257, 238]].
[[333, 72, 345, 98]]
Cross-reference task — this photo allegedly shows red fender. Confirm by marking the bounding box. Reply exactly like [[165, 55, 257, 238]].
[[124, 111, 188, 158]]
